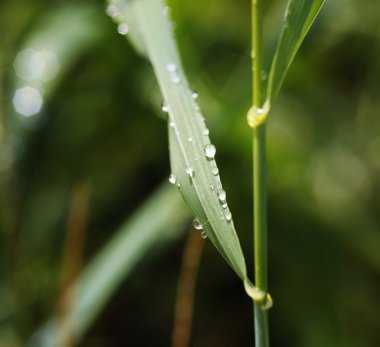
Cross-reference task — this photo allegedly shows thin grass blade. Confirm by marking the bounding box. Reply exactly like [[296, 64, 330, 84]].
[[109, 0, 250, 282], [29, 184, 189, 346], [267, 0, 325, 103]]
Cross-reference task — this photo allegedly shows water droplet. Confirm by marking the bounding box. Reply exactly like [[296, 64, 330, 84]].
[[106, 4, 121, 20], [222, 202, 228, 209], [192, 90, 198, 100], [210, 184, 215, 191], [218, 189, 226, 202], [203, 128, 209, 136], [177, 183, 181, 188], [204, 144, 216, 159], [169, 174, 176, 184], [188, 137, 193, 142], [212, 167, 219, 176], [225, 210, 232, 221], [161, 101, 170, 113], [117, 23, 129, 35], [200, 231, 207, 239], [166, 62, 177, 72], [169, 120, 175, 128], [186, 167, 194, 177], [170, 72, 181, 84], [192, 218, 203, 230]]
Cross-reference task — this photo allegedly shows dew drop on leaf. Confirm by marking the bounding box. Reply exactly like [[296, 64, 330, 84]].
[[106, 4, 120, 20], [117, 23, 129, 35], [204, 144, 216, 159], [192, 218, 203, 230], [161, 101, 170, 113], [225, 210, 232, 222], [170, 72, 181, 84], [168, 174, 176, 184], [166, 62, 177, 72], [218, 189, 226, 202]]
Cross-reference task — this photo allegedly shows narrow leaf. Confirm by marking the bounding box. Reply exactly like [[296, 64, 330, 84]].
[[267, 0, 325, 103], [113, 0, 248, 281], [30, 184, 189, 346]]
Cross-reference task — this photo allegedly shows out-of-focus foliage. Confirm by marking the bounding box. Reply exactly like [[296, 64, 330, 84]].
[[0, 0, 380, 346], [30, 184, 189, 347], [267, 0, 325, 103]]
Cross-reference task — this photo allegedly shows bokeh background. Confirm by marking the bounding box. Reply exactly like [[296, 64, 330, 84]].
[[1, 0, 380, 346]]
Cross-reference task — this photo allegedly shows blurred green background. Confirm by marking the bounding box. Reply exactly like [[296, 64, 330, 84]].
[[1, 0, 380, 346]]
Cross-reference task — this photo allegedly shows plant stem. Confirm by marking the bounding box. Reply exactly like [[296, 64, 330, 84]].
[[252, 0, 263, 106], [253, 124, 269, 347], [251, 0, 269, 346]]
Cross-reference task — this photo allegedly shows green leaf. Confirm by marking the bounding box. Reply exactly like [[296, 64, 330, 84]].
[[267, 0, 325, 103], [113, 0, 249, 281], [30, 184, 189, 346]]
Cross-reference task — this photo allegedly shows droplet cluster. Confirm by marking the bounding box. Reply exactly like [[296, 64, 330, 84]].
[[160, 56, 233, 229], [192, 218, 207, 238], [106, 2, 128, 36], [166, 62, 181, 85]]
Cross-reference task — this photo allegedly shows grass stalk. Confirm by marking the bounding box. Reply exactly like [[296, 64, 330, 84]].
[[253, 125, 269, 347], [252, 0, 263, 106], [251, 0, 269, 346]]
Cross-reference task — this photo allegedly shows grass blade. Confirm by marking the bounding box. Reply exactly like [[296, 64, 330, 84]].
[[30, 184, 189, 346], [267, 0, 325, 103], [114, 0, 249, 281]]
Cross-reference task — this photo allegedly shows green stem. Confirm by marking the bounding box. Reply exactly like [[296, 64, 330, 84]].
[[254, 127, 267, 292], [252, 0, 269, 346], [252, 0, 263, 106], [253, 124, 269, 347]]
